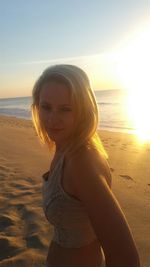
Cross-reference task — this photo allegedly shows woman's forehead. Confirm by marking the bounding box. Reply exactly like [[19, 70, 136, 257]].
[[40, 81, 72, 104]]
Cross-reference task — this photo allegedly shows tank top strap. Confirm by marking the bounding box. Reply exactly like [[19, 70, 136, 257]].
[[51, 152, 65, 181], [57, 153, 65, 176]]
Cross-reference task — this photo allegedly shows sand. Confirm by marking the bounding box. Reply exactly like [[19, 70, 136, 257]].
[[0, 115, 149, 267]]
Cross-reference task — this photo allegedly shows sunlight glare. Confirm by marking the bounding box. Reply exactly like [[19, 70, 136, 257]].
[[117, 27, 150, 143], [126, 90, 150, 143]]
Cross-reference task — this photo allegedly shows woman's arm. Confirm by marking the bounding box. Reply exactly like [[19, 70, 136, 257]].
[[68, 150, 140, 267]]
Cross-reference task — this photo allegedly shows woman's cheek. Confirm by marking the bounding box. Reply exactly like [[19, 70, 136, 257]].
[[39, 110, 47, 124]]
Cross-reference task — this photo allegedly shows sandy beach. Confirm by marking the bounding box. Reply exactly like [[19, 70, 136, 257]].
[[0, 115, 149, 267]]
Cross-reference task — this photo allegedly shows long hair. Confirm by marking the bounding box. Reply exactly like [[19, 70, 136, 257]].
[[31, 64, 108, 158]]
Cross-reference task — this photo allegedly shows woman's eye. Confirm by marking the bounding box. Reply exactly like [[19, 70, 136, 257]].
[[40, 105, 72, 112], [41, 105, 51, 111]]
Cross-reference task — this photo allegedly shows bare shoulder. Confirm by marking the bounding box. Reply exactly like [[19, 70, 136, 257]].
[[66, 145, 112, 190]]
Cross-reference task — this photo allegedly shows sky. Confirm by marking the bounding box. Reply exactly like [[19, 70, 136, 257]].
[[0, 0, 150, 98]]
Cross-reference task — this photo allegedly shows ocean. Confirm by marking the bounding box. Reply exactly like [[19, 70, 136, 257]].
[[0, 89, 135, 134]]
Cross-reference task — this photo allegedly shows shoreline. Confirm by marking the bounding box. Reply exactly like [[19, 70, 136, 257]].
[[0, 113, 137, 136], [0, 115, 149, 266]]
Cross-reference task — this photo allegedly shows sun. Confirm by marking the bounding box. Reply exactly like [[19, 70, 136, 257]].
[[116, 26, 150, 143]]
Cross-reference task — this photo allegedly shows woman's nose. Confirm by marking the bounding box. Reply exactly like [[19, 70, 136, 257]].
[[48, 110, 61, 123]]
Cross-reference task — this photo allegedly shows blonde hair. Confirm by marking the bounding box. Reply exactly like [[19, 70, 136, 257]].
[[31, 64, 108, 158]]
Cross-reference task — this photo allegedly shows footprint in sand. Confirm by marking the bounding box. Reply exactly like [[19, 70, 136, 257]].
[[16, 184, 31, 190], [110, 144, 115, 147], [119, 174, 134, 181], [16, 204, 39, 223], [0, 165, 11, 172], [0, 215, 14, 231], [16, 203, 25, 211], [25, 233, 45, 249], [0, 166, 12, 180], [0, 166, 9, 179], [120, 146, 127, 151], [26, 222, 41, 235], [0, 237, 22, 260], [5, 191, 33, 200]]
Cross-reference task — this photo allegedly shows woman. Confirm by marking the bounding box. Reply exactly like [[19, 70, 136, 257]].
[[31, 64, 140, 267]]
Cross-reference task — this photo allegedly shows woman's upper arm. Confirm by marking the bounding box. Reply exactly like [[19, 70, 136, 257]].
[[69, 154, 140, 267]]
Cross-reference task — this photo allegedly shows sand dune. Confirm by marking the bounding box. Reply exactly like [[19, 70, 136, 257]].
[[0, 115, 149, 266]]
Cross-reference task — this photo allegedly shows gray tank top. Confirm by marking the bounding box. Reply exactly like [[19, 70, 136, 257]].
[[42, 155, 97, 248]]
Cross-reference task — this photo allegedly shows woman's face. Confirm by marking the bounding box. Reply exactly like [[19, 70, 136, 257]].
[[39, 81, 75, 149]]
